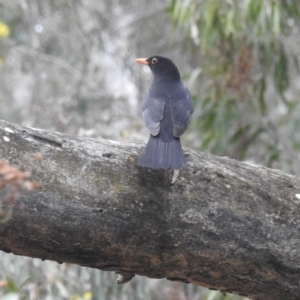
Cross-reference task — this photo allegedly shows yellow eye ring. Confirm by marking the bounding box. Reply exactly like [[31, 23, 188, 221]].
[[151, 58, 158, 64]]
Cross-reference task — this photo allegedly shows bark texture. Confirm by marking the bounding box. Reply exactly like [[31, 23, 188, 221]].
[[0, 119, 300, 300]]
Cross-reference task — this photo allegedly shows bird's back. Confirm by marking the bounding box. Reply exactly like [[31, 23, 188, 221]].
[[136, 55, 193, 171]]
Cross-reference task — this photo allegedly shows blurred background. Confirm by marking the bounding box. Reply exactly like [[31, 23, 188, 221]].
[[1, 0, 300, 299]]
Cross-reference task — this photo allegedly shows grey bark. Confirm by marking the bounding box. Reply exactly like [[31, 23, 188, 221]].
[[0, 119, 300, 300]]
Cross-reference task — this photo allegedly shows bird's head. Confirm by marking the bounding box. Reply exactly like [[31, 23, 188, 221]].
[[135, 55, 181, 81]]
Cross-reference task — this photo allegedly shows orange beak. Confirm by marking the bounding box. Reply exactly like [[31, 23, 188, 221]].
[[135, 58, 148, 65]]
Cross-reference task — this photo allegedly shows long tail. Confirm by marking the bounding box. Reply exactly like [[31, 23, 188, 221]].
[[138, 135, 187, 170]]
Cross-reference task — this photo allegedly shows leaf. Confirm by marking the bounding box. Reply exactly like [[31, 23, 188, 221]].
[[201, 132, 215, 150], [267, 145, 280, 167], [230, 125, 251, 143], [177, 0, 191, 23], [225, 9, 235, 37], [240, 127, 265, 159], [6, 278, 19, 293], [272, 1, 281, 35], [204, 0, 217, 31], [247, 0, 263, 23], [258, 77, 266, 115], [274, 43, 289, 95]]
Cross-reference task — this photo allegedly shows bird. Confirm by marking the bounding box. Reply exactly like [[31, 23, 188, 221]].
[[135, 55, 194, 183]]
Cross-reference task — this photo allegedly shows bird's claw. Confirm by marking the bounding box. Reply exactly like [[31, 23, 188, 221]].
[[171, 169, 180, 184], [116, 272, 135, 284]]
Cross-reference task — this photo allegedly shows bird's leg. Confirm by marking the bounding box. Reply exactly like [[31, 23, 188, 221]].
[[171, 169, 180, 184]]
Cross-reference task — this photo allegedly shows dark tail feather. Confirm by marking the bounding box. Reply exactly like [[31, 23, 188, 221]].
[[138, 135, 187, 170]]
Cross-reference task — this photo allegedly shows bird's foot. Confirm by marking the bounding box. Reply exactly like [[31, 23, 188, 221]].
[[171, 169, 180, 184], [116, 272, 135, 284]]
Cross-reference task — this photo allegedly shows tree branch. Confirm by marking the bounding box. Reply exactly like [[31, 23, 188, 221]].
[[0, 119, 300, 300]]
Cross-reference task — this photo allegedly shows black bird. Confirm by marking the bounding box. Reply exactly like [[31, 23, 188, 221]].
[[136, 55, 193, 182]]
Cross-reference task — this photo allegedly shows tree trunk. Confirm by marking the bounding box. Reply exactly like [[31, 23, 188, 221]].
[[0, 119, 300, 300]]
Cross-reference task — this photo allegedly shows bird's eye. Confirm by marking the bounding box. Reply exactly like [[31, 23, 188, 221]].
[[151, 58, 158, 64]]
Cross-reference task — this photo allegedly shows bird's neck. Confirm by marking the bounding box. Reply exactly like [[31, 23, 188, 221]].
[[154, 68, 181, 82]]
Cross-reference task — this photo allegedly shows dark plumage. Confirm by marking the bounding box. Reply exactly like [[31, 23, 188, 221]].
[[136, 55, 194, 171]]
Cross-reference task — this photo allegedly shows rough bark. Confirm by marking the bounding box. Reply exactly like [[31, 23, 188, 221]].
[[0, 119, 300, 300]]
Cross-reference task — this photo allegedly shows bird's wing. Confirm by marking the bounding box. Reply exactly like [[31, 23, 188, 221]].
[[141, 92, 165, 136], [171, 88, 194, 138]]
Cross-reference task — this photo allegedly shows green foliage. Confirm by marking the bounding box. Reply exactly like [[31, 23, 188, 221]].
[[6, 278, 19, 293], [169, 0, 300, 173]]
